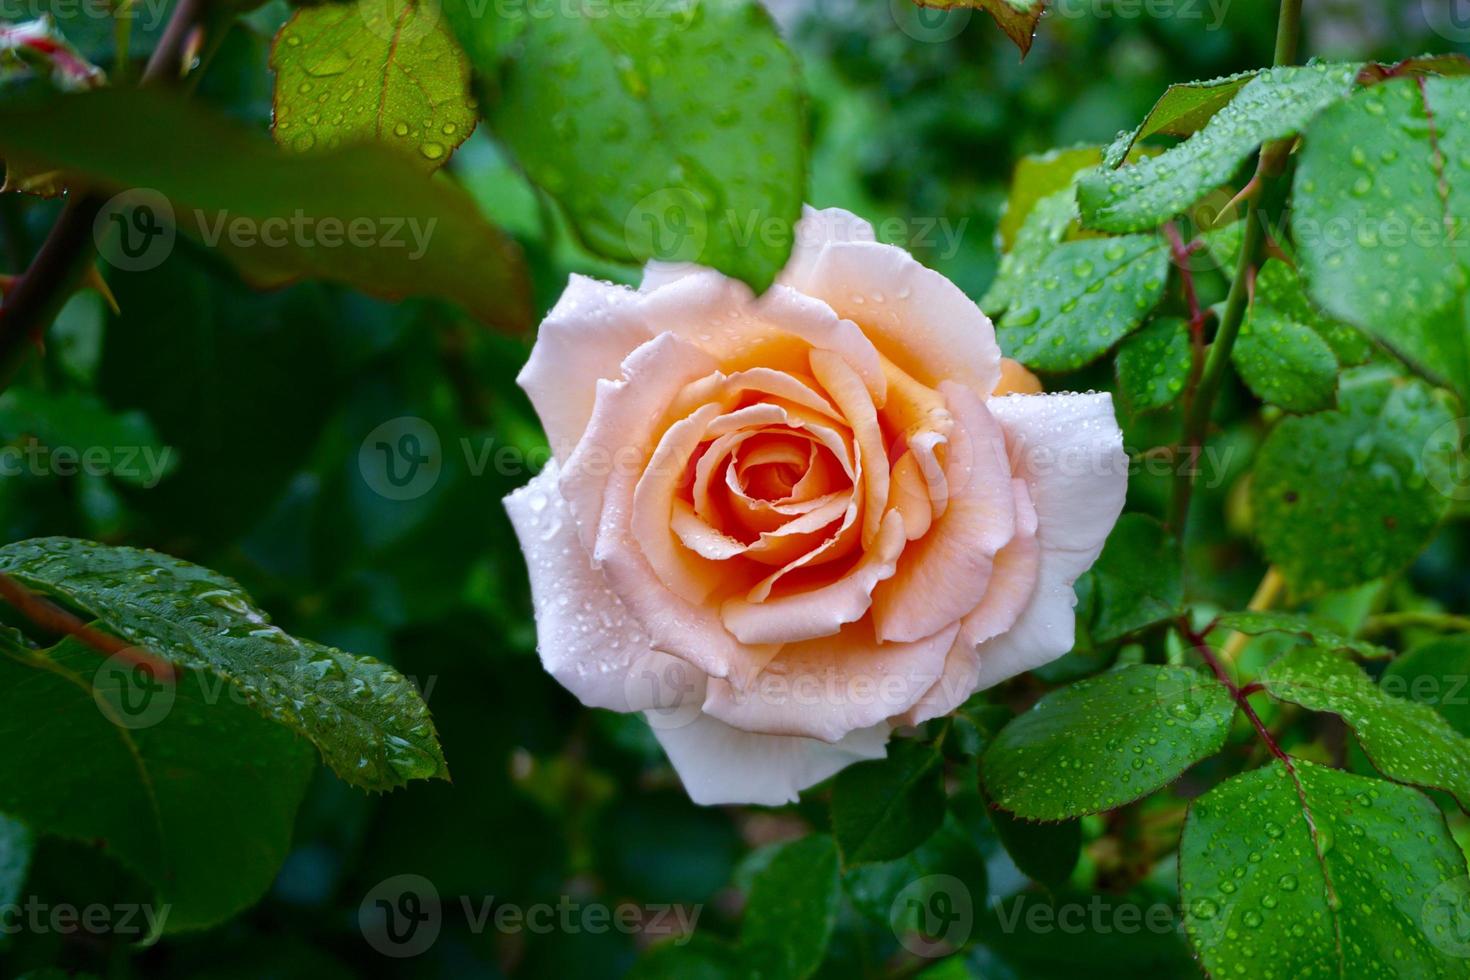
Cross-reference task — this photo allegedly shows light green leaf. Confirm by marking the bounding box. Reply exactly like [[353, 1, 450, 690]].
[[983, 665, 1234, 820], [1232, 300, 1340, 413], [0, 638, 314, 932], [995, 146, 1102, 251], [982, 187, 1076, 312], [832, 737, 946, 864], [1294, 76, 1470, 403], [454, 0, 805, 293], [0, 537, 448, 790], [270, 0, 476, 170], [1181, 759, 1470, 976], [1116, 316, 1192, 411], [997, 234, 1170, 371], [1212, 611, 1393, 660], [1250, 369, 1458, 593], [0, 388, 176, 488], [741, 834, 840, 980], [1078, 63, 1361, 233], [1383, 635, 1470, 736], [1263, 646, 1470, 809], [0, 88, 530, 330], [1087, 514, 1184, 643], [1103, 69, 1258, 168]]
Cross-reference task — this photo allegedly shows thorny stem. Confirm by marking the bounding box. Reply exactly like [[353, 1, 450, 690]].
[[1180, 617, 1288, 764]]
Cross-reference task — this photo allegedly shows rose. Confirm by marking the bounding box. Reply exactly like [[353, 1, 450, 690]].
[[505, 206, 1128, 806]]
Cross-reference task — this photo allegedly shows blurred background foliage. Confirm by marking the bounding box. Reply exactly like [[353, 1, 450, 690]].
[[1, 0, 1467, 977]]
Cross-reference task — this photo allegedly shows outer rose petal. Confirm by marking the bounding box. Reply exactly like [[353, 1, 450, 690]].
[[504, 462, 659, 713], [518, 276, 655, 461], [790, 237, 1003, 397], [972, 392, 1128, 689], [651, 712, 890, 806], [778, 205, 878, 286]]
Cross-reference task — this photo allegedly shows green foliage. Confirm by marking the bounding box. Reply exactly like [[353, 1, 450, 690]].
[[842, 811, 988, 926], [270, 0, 477, 169], [1231, 300, 1339, 412], [1079, 63, 1361, 233], [0, 88, 530, 329], [1088, 513, 1184, 643], [1212, 610, 1393, 659], [451, 0, 805, 292], [740, 834, 841, 980], [0, 812, 32, 910], [1103, 70, 1256, 166], [1383, 635, 1470, 736], [1116, 316, 1192, 412], [986, 806, 1080, 887], [832, 737, 946, 864], [996, 234, 1170, 371], [984, 665, 1235, 820], [1250, 370, 1458, 593], [1180, 759, 1470, 977], [1262, 645, 1470, 809], [1294, 76, 1470, 403], [0, 537, 448, 790], [0, 637, 315, 932], [995, 146, 1104, 251]]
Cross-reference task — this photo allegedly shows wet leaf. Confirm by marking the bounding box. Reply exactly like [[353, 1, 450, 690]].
[[1103, 69, 1257, 168], [832, 738, 946, 864], [1116, 316, 1192, 411], [1232, 300, 1340, 413], [915, 0, 1044, 56], [741, 834, 840, 980], [1088, 514, 1184, 644], [1213, 611, 1393, 660], [1383, 635, 1470, 737]]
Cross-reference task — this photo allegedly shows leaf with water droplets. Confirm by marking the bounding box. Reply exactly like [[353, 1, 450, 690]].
[[1116, 316, 1191, 411], [740, 834, 841, 979], [983, 665, 1234, 821], [0, 537, 448, 791], [982, 187, 1076, 313], [1181, 759, 1470, 977], [994, 146, 1105, 251], [1383, 635, 1470, 737], [1232, 297, 1340, 414], [1250, 368, 1457, 594], [1078, 63, 1362, 233], [1212, 611, 1392, 660], [1263, 645, 1470, 811], [0, 637, 315, 932], [1086, 513, 1184, 644], [1103, 69, 1258, 168], [913, 0, 1044, 57], [449, 0, 804, 293], [1253, 260, 1373, 367], [832, 737, 946, 864], [1294, 76, 1470, 404], [270, 0, 476, 171], [996, 233, 1170, 371]]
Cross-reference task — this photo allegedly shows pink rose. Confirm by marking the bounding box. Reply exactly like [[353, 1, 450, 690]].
[[506, 207, 1128, 805]]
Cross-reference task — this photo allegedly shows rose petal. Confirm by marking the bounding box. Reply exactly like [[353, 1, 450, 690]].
[[778, 205, 878, 287], [810, 349, 889, 548]]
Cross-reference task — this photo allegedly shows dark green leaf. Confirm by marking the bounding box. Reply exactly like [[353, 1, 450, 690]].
[[0, 388, 176, 488], [1116, 317, 1192, 412], [1262, 645, 1470, 809], [629, 935, 750, 980], [1078, 63, 1361, 233], [843, 813, 987, 939], [0, 812, 31, 911], [1181, 759, 1470, 976], [997, 234, 1170, 371], [455, 0, 805, 293], [0, 537, 448, 790], [1212, 610, 1393, 660], [741, 834, 841, 980], [270, 0, 477, 170], [1250, 369, 1457, 593], [987, 805, 1080, 887], [984, 665, 1234, 820], [832, 737, 946, 864], [1254, 260, 1372, 367], [1383, 635, 1470, 736], [0, 638, 314, 932], [0, 88, 530, 330], [1088, 514, 1183, 643], [1294, 76, 1470, 403], [1232, 300, 1340, 413]]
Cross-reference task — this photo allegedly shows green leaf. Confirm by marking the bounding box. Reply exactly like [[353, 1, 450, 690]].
[[0, 812, 31, 911], [0, 387, 176, 488], [995, 146, 1103, 251], [1087, 514, 1184, 643], [628, 936, 750, 980], [453, 0, 805, 293], [1250, 369, 1457, 593], [1232, 299, 1340, 413], [987, 806, 1080, 887], [1181, 759, 1470, 976], [1262, 646, 1470, 809], [270, 0, 476, 170], [1115, 317, 1192, 412], [1294, 76, 1470, 403], [996, 234, 1170, 371], [1253, 259, 1373, 367], [843, 812, 987, 933], [0, 537, 448, 790], [1103, 70, 1258, 168], [0, 638, 315, 932], [984, 665, 1234, 820], [740, 834, 841, 980], [0, 88, 530, 330], [915, 0, 1044, 56], [832, 737, 946, 864], [1078, 63, 1361, 233], [1212, 610, 1393, 660], [982, 187, 1076, 312], [1383, 635, 1470, 736]]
